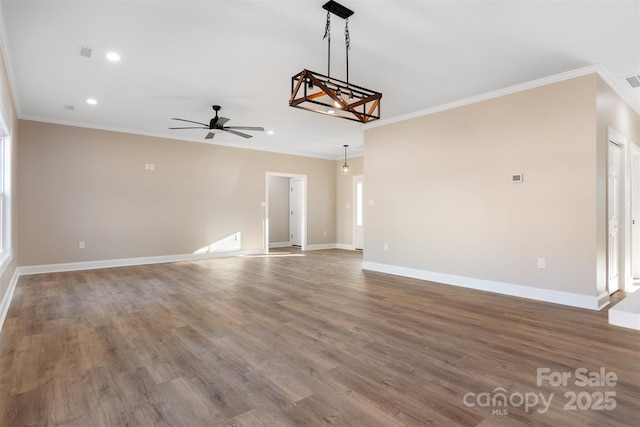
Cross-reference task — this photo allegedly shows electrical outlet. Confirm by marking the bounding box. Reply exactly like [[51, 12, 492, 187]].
[[537, 258, 546, 269], [79, 241, 85, 249], [384, 243, 389, 251]]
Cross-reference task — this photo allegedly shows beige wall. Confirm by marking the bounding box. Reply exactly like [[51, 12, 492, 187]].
[[268, 175, 290, 244], [18, 121, 336, 265], [0, 43, 18, 317], [336, 156, 363, 247], [364, 75, 601, 298]]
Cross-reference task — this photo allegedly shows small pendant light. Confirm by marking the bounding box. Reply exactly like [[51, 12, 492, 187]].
[[342, 144, 350, 174]]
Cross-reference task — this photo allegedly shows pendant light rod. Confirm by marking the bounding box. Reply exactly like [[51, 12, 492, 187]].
[[323, 10, 331, 78], [323, 0, 354, 82], [345, 18, 350, 85]]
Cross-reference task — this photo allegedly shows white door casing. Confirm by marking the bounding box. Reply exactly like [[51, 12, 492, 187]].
[[632, 143, 640, 279], [608, 141, 621, 294], [290, 177, 303, 247]]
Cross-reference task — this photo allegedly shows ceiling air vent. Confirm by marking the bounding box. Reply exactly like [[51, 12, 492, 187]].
[[63, 105, 74, 111], [78, 45, 92, 58], [625, 75, 640, 88]]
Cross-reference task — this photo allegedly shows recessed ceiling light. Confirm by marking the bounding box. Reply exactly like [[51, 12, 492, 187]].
[[267, 130, 274, 135], [86, 98, 98, 105], [106, 52, 121, 62]]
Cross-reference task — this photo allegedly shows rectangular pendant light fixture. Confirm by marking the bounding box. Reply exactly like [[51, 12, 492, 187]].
[[290, 69, 381, 123], [289, 1, 382, 124]]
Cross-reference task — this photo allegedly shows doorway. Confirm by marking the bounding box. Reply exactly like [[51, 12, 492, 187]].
[[265, 172, 307, 253], [608, 141, 621, 294], [632, 143, 640, 280]]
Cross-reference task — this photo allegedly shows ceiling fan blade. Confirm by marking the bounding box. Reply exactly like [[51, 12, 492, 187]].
[[223, 129, 252, 139], [217, 117, 230, 126], [171, 118, 209, 126], [224, 126, 265, 131], [169, 126, 208, 129], [205, 132, 215, 140]]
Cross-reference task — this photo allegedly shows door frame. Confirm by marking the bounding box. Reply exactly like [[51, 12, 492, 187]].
[[264, 172, 307, 253], [607, 127, 634, 292], [631, 143, 640, 280], [607, 140, 622, 294]]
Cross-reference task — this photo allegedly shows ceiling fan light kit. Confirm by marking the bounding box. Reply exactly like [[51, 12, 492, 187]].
[[289, 0, 382, 123]]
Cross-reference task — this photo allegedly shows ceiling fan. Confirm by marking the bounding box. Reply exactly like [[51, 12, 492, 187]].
[[169, 105, 264, 139]]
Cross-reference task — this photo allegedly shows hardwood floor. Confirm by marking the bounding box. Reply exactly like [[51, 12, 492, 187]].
[[0, 249, 638, 426]]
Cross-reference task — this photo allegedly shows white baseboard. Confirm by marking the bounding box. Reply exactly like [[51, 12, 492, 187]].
[[269, 242, 291, 249], [336, 243, 355, 250], [362, 261, 600, 310], [305, 243, 359, 251], [0, 268, 19, 331], [17, 249, 265, 276], [597, 291, 611, 310], [304, 243, 338, 251]]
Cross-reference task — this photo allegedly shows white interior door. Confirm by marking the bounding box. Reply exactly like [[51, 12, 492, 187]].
[[290, 178, 303, 247], [608, 142, 621, 293], [353, 175, 364, 250]]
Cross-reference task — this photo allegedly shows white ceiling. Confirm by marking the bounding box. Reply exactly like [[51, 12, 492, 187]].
[[1, 0, 638, 160]]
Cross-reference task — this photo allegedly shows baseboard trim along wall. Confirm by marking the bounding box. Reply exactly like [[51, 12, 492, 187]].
[[0, 269, 20, 332], [362, 261, 601, 310], [16, 249, 266, 276], [597, 291, 612, 310], [305, 244, 340, 251], [268, 242, 291, 249], [336, 243, 355, 250]]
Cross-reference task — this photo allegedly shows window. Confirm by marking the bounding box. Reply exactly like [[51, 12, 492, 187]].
[[356, 181, 363, 227]]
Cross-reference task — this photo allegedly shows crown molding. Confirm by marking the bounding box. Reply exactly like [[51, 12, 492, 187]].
[[366, 64, 638, 131]]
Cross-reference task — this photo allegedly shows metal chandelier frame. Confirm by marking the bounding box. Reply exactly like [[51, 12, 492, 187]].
[[289, 1, 382, 123]]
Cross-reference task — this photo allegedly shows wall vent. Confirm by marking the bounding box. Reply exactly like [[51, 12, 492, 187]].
[[625, 75, 640, 88], [63, 105, 75, 110], [78, 45, 92, 58]]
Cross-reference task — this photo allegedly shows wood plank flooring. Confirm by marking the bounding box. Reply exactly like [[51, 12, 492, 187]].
[[0, 249, 638, 426]]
